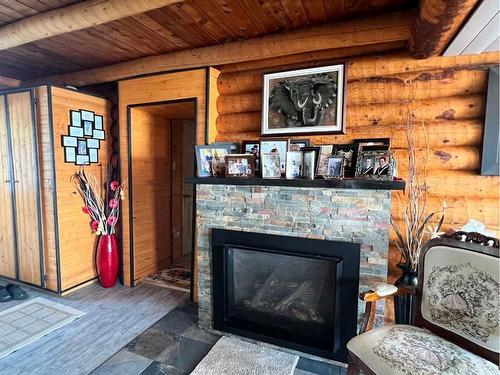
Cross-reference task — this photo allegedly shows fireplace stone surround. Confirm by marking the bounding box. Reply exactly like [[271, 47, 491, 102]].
[[192, 178, 399, 362]]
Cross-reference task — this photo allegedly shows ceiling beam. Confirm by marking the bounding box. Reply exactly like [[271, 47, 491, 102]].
[[23, 10, 414, 87], [0, 75, 21, 88], [409, 0, 481, 58], [0, 0, 183, 51]]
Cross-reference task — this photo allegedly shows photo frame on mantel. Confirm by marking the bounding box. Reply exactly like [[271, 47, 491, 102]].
[[262, 64, 346, 136]]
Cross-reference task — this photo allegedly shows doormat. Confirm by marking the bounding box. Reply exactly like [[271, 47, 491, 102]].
[[0, 297, 85, 359], [144, 266, 191, 292], [190, 336, 299, 375]]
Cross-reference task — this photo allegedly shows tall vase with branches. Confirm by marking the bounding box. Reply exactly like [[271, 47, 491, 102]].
[[72, 167, 125, 287], [390, 107, 446, 323]]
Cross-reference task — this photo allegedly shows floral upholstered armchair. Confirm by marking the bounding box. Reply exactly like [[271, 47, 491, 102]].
[[346, 234, 499, 375]]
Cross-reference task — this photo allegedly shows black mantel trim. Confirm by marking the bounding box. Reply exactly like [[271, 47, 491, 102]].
[[185, 177, 405, 191]]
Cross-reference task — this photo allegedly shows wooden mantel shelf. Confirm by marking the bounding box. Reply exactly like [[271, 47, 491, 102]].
[[185, 177, 406, 191]]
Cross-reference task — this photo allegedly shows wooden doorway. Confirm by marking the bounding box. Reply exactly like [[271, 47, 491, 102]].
[[128, 99, 196, 294]]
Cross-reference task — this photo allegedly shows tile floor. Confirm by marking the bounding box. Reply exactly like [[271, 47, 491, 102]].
[[92, 299, 346, 375]]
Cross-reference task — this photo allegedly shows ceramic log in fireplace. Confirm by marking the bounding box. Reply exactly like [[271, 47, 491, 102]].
[[212, 229, 360, 362]]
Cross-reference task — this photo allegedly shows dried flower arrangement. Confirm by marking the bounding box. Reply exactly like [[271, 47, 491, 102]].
[[72, 168, 125, 235], [391, 108, 446, 272]]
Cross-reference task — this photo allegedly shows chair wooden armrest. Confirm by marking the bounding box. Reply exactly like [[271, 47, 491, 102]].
[[358, 286, 416, 334]]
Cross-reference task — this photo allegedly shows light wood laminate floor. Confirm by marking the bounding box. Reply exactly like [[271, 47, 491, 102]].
[[0, 281, 186, 375]]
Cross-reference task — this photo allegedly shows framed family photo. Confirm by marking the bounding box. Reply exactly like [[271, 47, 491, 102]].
[[225, 155, 255, 177], [262, 64, 346, 136], [195, 145, 231, 177], [262, 153, 281, 178], [325, 156, 344, 178], [242, 140, 260, 172], [260, 138, 289, 173], [356, 150, 393, 180]]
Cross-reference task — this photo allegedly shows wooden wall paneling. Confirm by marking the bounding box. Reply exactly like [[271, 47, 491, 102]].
[[7, 91, 43, 286], [34, 86, 58, 292], [181, 120, 196, 258], [50, 86, 111, 291], [118, 68, 208, 293], [171, 120, 183, 261], [130, 108, 172, 281], [0, 95, 16, 279]]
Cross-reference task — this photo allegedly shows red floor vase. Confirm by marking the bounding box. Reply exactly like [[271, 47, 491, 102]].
[[96, 234, 119, 288]]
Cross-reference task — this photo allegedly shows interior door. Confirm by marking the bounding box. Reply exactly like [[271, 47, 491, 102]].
[[7, 91, 43, 286], [0, 96, 16, 279]]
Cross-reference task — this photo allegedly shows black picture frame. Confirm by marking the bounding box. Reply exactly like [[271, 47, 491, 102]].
[[289, 139, 311, 151], [356, 150, 393, 180], [242, 140, 261, 173]]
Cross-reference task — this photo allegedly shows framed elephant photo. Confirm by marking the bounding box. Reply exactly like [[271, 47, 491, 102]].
[[261, 64, 346, 136]]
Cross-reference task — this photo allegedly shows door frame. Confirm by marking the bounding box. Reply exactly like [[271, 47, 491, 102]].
[[0, 89, 45, 288], [126, 98, 198, 298]]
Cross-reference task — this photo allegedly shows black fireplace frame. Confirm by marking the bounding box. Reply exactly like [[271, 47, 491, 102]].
[[211, 229, 360, 362]]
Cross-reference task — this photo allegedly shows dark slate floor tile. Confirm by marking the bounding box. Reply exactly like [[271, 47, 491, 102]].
[[125, 327, 177, 360], [140, 361, 186, 375], [296, 357, 343, 375], [174, 301, 198, 318], [155, 335, 213, 374], [181, 323, 221, 345], [91, 349, 153, 375], [152, 308, 198, 336]]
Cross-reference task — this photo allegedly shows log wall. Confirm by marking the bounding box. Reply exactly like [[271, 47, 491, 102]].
[[214, 50, 500, 283]]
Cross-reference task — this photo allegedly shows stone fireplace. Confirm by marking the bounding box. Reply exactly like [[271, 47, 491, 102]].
[[193, 180, 397, 362]]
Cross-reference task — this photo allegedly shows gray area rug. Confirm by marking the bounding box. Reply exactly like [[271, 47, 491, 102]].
[[190, 336, 299, 375], [0, 297, 85, 360]]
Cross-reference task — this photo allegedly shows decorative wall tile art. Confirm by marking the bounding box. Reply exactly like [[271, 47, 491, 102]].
[[61, 109, 105, 165]]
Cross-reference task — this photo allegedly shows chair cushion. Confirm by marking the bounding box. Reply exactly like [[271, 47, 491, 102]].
[[347, 325, 498, 375]]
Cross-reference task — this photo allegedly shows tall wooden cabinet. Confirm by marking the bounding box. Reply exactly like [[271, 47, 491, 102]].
[[0, 86, 111, 293], [0, 91, 43, 286]]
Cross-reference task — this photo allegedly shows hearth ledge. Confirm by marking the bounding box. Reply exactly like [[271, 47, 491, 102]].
[[186, 176, 405, 191]]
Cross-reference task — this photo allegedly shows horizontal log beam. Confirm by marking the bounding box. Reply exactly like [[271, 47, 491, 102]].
[[392, 196, 499, 226], [219, 63, 492, 97], [409, 0, 480, 58], [0, 75, 21, 88], [217, 69, 488, 112], [219, 41, 407, 74], [0, 0, 183, 51], [23, 11, 414, 87], [216, 94, 485, 132], [216, 119, 484, 148]]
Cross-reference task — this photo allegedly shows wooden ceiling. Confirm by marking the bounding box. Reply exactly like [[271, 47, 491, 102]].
[[0, 0, 418, 81]]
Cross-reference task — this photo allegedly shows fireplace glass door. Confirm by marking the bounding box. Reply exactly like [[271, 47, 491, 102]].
[[224, 245, 339, 355]]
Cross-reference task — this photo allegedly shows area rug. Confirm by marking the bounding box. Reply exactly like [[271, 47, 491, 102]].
[[0, 297, 85, 359], [190, 336, 299, 375], [144, 266, 191, 292]]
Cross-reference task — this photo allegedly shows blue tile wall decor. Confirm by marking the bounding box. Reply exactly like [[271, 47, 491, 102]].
[[62, 109, 105, 165], [94, 115, 103, 130], [69, 126, 84, 137], [89, 148, 98, 163], [87, 139, 100, 149], [62, 136, 78, 147]]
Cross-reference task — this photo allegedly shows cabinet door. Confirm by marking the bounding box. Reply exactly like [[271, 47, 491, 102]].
[[7, 92, 43, 286], [0, 96, 16, 279]]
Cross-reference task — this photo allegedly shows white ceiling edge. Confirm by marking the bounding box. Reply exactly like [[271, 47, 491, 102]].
[[444, 0, 500, 55]]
